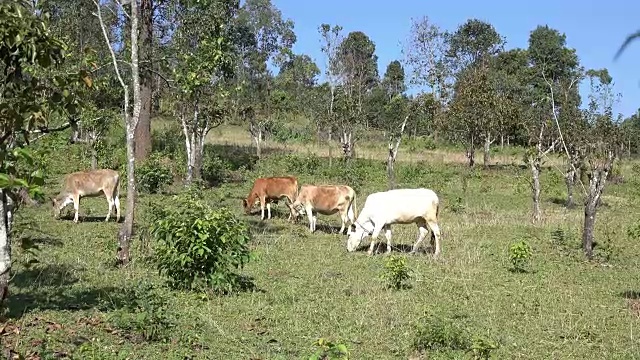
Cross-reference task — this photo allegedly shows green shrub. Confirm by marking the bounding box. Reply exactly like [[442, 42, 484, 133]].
[[152, 122, 185, 157], [149, 190, 254, 293], [309, 338, 350, 360], [136, 153, 173, 193], [509, 239, 532, 272], [380, 255, 412, 290]]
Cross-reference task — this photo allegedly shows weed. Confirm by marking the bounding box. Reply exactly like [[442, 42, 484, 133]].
[[380, 255, 412, 290], [509, 239, 532, 273], [309, 338, 350, 360]]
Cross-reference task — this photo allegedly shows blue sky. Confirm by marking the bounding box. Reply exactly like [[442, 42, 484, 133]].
[[272, 0, 639, 118]]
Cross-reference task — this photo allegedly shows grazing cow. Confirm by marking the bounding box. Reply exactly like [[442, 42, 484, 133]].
[[346, 188, 441, 256], [292, 185, 357, 234], [242, 176, 298, 221], [51, 169, 121, 223]]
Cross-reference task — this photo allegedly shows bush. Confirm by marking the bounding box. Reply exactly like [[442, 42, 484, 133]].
[[149, 189, 254, 293], [380, 255, 412, 290], [508, 239, 532, 273], [309, 338, 350, 360], [136, 153, 173, 193]]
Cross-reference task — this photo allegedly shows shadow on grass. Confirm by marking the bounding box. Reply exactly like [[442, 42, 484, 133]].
[[57, 215, 124, 223], [246, 218, 287, 235], [354, 242, 433, 255], [621, 291, 640, 299]]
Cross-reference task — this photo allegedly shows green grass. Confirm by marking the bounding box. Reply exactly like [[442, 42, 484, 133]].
[[3, 128, 640, 359]]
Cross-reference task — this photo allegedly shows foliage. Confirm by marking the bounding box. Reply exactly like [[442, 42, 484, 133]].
[[412, 313, 499, 359], [149, 189, 253, 293], [309, 338, 350, 360], [380, 255, 412, 290], [136, 153, 173, 194], [509, 239, 532, 272], [108, 281, 176, 342]]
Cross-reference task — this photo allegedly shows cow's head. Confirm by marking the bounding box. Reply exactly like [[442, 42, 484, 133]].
[[241, 198, 251, 214], [51, 194, 72, 219], [291, 201, 306, 217], [346, 221, 372, 252]]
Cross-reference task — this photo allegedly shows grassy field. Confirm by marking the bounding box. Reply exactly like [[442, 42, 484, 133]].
[[3, 124, 640, 359]]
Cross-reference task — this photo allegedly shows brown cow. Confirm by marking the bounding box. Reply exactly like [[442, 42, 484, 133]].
[[242, 176, 298, 221], [51, 169, 120, 223], [292, 185, 357, 234]]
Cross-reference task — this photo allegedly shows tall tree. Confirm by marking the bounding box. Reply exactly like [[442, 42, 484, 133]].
[[171, 0, 238, 184], [579, 69, 621, 259], [334, 30, 378, 158], [381, 60, 406, 101], [526, 25, 581, 222], [234, 0, 295, 158], [94, 0, 142, 264], [446, 19, 505, 166], [318, 23, 344, 162], [134, 0, 153, 161]]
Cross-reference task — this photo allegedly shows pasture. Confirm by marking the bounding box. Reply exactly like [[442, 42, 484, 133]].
[[3, 124, 640, 359]]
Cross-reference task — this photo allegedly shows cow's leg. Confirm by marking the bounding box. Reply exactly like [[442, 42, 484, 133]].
[[104, 190, 113, 222], [427, 219, 442, 257], [367, 222, 385, 256], [114, 192, 121, 222], [384, 225, 392, 254], [73, 194, 80, 223], [339, 209, 348, 234], [306, 207, 314, 232], [260, 197, 266, 220], [267, 202, 272, 219], [410, 222, 429, 255], [286, 197, 296, 222]]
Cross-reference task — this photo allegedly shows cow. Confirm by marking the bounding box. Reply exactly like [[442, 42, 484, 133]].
[[51, 169, 121, 223], [346, 188, 441, 257], [292, 185, 357, 234], [242, 176, 298, 221]]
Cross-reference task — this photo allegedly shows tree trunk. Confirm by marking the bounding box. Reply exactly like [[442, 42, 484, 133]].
[[565, 167, 575, 208], [582, 200, 596, 259], [483, 134, 491, 167], [466, 148, 475, 167], [134, 0, 153, 162], [328, 129, 332, 166], [341, 131, 354, 159], [118, 0, 141, 265], [91, 145, 98, 170], [501, 134, 504, 149], [0, 190, 10, 307], [529, 156, 542, 223], [253, 130, 262, 159]]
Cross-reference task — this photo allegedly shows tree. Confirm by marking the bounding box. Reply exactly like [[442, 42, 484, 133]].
[[334, 31, 379, 158], [234, 0, 295, 158], [134, 0, 153, 162], [0, 0, 89, 306], [318, 23, 344, 162], [579, 69, 621, 259], [446, 19, 505, 166], [94, 0, 142, 264], [381, 60, 406, 101], [171, 0, 238, 184], [526, 25, 581, 222]]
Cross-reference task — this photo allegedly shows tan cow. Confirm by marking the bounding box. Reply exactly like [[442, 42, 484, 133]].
[[242, 176, 298, 221], [292, 185, 357, 234], [51, 169, 120, 223]]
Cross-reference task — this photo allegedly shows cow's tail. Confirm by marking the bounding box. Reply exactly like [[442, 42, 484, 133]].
[[349, 189, 358, 222]]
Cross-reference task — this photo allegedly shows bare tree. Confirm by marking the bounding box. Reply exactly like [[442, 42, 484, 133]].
[[387, 115, 409, 189], [94, 0, 142, 264]]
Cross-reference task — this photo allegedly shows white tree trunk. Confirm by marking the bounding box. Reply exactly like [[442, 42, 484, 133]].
[[0, 190, 10, 304]]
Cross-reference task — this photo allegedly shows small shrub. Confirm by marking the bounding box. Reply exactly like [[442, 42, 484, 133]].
[[108, 281, 175, 342], [412, 314, 471, 352], [509, 239, 532, 272], [470, 335, 500, 360], [202, 154, 229, 186], [309, 338, 350, 360], [152, 122, 185, 157], [450, 196, 465, 214], [381, 255, 412, 290], [136, 153, 173, 193], [149, 189, 254, 293]]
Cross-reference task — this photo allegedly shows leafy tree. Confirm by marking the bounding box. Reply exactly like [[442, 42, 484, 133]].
[[0, 0, 90, 306], [170, 0, 238, 184], [381, 60, 406, 101], [318, 23, 344, 161], [334, 30, 379, 158], [446, 19, 505, 166], [234, 0, 296, 158]]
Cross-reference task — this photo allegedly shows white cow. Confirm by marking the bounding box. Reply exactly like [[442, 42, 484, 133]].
[[346, 188, 441, 256]]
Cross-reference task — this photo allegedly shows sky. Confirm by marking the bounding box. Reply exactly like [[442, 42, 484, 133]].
[[271, 0, 640, 118]]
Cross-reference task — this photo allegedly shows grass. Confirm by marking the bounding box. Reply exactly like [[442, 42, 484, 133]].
[[3, 124, 640, 359]]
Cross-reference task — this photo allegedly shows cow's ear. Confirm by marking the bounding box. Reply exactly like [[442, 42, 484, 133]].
[[242, 199, 247, 207]]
